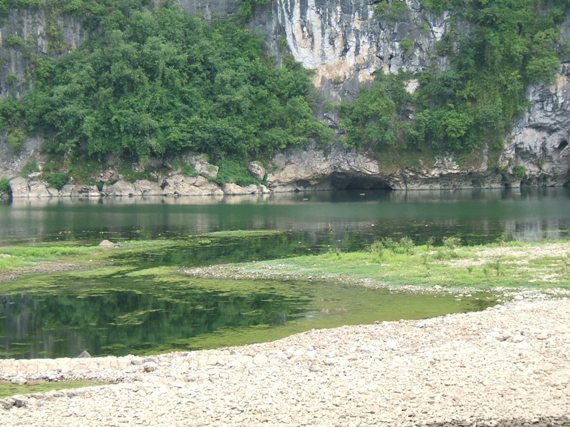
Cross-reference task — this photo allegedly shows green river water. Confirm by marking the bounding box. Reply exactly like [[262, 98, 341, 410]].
[[1, 188, 569, 358]]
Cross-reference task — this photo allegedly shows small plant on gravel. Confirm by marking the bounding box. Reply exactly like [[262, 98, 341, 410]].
[[490, 259, 503, 276], [443, 236, 461, 250], [368, 240, 385, 260], [393, 236, 415, 255]]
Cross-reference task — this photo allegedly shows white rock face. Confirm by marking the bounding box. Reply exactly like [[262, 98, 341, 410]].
[[273, 0, 449, 99], [162, 174, 223, 196], [222, 183, 262, 195], [103, 180, 137, 197], [502, 62, 570, 186], [133, 180, 164, 196], [8, 177, 57, 198]]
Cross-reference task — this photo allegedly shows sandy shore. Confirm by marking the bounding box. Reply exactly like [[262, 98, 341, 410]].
[[1, 296, 569, 426]]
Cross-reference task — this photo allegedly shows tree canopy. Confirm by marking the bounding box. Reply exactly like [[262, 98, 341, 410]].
[[1, 1, 332, 161]]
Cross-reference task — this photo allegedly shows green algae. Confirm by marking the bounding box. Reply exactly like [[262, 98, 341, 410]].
[[0, 381, 106, 399]]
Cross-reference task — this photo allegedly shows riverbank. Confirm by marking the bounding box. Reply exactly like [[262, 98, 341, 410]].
[[183, 239, 570, 291], [1, 296, 568, 426]]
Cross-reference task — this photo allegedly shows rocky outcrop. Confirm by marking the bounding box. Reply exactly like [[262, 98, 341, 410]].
[[0, 9, 85, 99], [222, 183, 269, 195], [161, 174, 224, 197], [502, 18, 570, 187], [1, 1, 569, 192], [267, 144, 507, 191], [59, 185, 101, 198], [259, 0, 450, 102], [269, 143, 385, 191], [8, 177, 58, 198], [247, 161, 266, 181], [103, 179, 165, 197], [133, 180, 164, 196], [503, 10, 570, 186]]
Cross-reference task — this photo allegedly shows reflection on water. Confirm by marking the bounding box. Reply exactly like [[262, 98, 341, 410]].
[[2, 188, 565, 358], [0, 188, 569, 245], [0, 277, 495, 359]]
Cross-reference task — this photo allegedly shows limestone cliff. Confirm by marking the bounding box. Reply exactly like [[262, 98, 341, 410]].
[[0, 1, 569, 195], [501, 14, 570, 187], [260, 0, 449, 102], [260, 0, 570, 190]]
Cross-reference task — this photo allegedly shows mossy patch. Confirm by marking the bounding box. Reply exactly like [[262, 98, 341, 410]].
[[0, 381, 107, 399]]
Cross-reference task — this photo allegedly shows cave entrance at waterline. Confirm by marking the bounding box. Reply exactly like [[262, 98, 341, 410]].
[[329, 174, 393, 191]]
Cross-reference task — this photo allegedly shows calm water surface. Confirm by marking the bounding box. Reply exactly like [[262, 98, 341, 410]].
[[0, 188, 569, 245], [0, 188, 568, 358]]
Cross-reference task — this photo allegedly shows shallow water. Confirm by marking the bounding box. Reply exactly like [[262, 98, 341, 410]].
[[2, 188, 569, 358], [0, 272, 495, 359]]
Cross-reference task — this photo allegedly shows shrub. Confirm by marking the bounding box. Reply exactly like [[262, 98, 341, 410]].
[[368, 236, 415, 255], [214, 159, 259, 186], [394, 236, 415, 254], [6, 128, 26, 152], [443, 236, 461, 250], [21, 160, 39, 177], [512, 165, 526, 179], [0, 178, 11, 195], [400, 38, 413, 53], [44, 172, 69, 190], [4, 35, 24, 48]]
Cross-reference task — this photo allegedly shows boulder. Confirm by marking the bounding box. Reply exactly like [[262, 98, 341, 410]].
[[8, 177, 56, 198], [103, 180, 137, 197], [8, 177, 29, 198], [97, 169, 121, 184], [61, 185, 101, 198], [133, 180, 163, 196], [162, 174, 223, 196], [248, 161, 266, 180], [99, 240, 115, 249], [186, 155, 219, 179], [222, 183, 261, 195]]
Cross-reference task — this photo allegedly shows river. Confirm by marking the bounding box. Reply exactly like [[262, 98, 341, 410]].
[[0, 188, 568, 358]]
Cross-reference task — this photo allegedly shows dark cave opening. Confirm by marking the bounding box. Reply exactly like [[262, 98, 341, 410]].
[[330, 174, 393, 191], [556, 140, 568, 152]]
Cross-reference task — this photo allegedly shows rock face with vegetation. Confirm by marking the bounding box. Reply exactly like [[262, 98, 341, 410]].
[[0, 0, 569, 196]]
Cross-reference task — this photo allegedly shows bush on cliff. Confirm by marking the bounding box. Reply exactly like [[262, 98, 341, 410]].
[[343, 0, 569, 154], [1, 1, 332, 164]]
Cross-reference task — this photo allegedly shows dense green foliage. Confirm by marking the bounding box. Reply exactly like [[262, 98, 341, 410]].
[[340, 73, 414, 148], [0, 178, 10, 194], [343, 0, 569, 154], [1, 1, 331, 162]]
